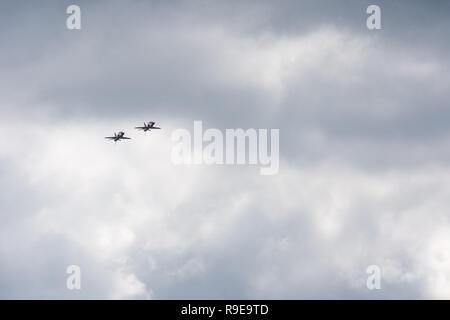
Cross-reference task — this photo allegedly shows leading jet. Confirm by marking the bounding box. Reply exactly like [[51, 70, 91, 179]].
[[104, 131, 131, 142], [135, 121, 161, 132]]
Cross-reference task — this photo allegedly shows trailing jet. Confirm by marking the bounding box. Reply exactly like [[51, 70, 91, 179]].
[[104, 131, 131, 142], [135, 121, 161, 132]]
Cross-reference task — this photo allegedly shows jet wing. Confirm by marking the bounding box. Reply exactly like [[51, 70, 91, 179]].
[[151, 127, 161, 129], [120, 137, 131, 139], [105, 137, 116, 140]]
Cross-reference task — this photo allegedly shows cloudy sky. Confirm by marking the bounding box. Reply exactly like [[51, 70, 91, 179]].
[[1, 0, 450, 299]]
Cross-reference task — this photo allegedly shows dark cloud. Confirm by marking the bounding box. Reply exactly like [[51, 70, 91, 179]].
[[1, 0, 450, 299]]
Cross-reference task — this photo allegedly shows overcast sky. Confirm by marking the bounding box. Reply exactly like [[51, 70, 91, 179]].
[[1, 0, 450, 299]]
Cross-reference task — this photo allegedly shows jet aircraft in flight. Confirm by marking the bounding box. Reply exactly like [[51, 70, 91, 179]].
[[104, 131, 131, 142]]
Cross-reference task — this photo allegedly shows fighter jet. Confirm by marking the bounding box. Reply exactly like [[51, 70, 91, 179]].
[[104, 131, 131, 142], [135, 121, 161, 132]]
